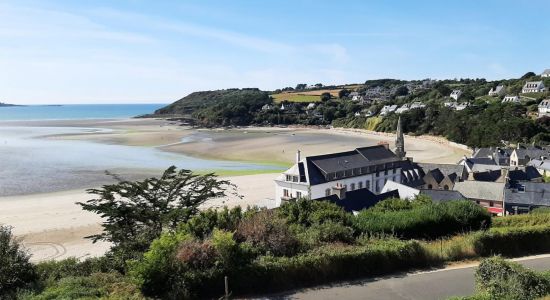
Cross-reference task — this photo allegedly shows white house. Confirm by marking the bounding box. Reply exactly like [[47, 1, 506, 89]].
[[396, 104, 411, 114], [522, 81, 546, 93], [306, 103, 316, 110], [450, 90, 462, 100], [380, 105, 398, 116], [488, 85, 506, 97], [541, 69, 550, 78], [410, 101, 426, 109], [538, 99, 550, 117], [502, 95, 521, 103], [381, 180, 420, 199]]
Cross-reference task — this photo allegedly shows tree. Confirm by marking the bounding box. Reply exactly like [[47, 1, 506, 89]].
[[320, 92, 332, 102], [0, 226, 36, 298], [338, 89, 351, 99], [78, 166, 235, 260], [314, 83, 323, 88], [394, 86, 409, 97], [295, 83, 307, 90], [521, 72, 536, 79]]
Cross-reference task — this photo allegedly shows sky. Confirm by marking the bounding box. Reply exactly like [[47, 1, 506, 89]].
[[1, 0, 549, 104]]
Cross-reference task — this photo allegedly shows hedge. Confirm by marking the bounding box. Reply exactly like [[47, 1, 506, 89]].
[[353, 200, 491, 239]]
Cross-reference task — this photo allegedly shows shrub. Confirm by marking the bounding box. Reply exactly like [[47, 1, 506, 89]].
[[0, 226, 36, 298], [353, 200, 491, 239], [278, 199, 352, 227], [297, 222, 354, 246], [23, 273, 144, 300], [35, 256, 115, 287], [235, 210, 299, 256], [179, 207, 243, 239], [493, 211, 550, 228], [474, 256, 550, 300], [474, 226, 550, 257]]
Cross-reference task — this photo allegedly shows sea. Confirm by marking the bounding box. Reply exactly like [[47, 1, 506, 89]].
[[0, 104, 282, 196], [0, 104, 164, 121]]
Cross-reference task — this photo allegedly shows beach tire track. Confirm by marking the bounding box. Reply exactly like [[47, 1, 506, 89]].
[[24, 242, 67, 260]]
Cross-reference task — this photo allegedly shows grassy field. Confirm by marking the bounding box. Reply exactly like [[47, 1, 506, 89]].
[[271, 93, 322, 103]]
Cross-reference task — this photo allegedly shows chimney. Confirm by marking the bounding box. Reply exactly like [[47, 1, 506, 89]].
[[296, 150, 301, 163], [332, 183, 347, 200], [499, 168, 509, 184], [377, 141, 390, 150]]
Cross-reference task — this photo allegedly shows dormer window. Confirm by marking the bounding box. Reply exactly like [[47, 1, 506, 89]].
[[286, 175, 292, 181]]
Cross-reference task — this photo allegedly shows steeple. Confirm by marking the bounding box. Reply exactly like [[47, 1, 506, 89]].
[[395, 116, 406, 159]]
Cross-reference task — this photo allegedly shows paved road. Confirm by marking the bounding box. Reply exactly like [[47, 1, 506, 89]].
[[260, 255, 550, 300]]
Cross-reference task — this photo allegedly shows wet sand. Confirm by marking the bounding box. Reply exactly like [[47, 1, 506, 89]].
[[0, 118, 469, 261]]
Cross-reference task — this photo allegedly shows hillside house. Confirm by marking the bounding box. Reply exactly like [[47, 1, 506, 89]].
[[380, 105, 398, 116], [538, 99, 550, 117], [502, 95, 521, 103], [410, 102, 426, 109], [488, 85, 506, 97], [450, 90, 462, 100], [522, 81, 546, 93], [527, 159, 550, 177], [261, 104, 273, 111], [541, 69, 550, 78], [395, 104, 410, 114]]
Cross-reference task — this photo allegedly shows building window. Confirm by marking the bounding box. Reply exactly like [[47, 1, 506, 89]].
[[296, 191, 302, 199], [350, 183, 355, 191], [292, 176, 299, 182], [444, 185, 449, 190], [393, 168, 397, 174], [489, 201, 494, 207], [375, 181, 380, 192], [427, 184, 433, 189], [366, 180, 370, 189], [283, 189, 289, 197], [325, 189, 331, 197], [358, 181, 363, 189], [384, 169, 388, 175], [376, 171, 379, 177], [286, 175, 291, 181]]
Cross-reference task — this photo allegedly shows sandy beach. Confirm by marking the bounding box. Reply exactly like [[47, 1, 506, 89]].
[[0, 118, 470, 261]]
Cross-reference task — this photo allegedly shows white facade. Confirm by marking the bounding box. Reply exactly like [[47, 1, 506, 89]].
[[450, 90, 462, 100], [274, 160, 402, 207], [380, 105, 398, 116], [541, 69, 550, 78], [538, 99, 550, 117], [522, 81, 545, 93], [502, 95, 520, 103], [381, 180, 420, 200]]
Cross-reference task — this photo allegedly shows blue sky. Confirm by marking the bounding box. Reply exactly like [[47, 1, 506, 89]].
[[1, 0, 549, 104]]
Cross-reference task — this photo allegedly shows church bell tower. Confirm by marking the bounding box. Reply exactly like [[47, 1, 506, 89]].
[[395, 116, 406, 159]]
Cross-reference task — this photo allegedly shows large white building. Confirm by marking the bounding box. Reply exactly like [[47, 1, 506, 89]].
[[538, 99, 550, 117], [274, 118, 413, 207], [522, 81, 545, 94], [450, 90, 462, 100]]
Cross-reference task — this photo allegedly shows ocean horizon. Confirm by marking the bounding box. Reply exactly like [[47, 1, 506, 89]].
[[0, 103, 167, 121]]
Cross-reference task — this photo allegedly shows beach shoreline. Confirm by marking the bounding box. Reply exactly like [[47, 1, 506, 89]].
[[0, 118, 470, 261]]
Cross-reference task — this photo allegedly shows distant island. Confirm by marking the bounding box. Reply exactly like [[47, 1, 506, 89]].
[[0, 102, 22, 107]]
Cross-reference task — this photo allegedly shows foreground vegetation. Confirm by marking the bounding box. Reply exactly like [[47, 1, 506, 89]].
[[453, 256, 550, 300], [3, 168, 550, 299]]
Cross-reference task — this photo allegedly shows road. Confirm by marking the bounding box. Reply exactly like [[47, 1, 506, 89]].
[[258, 254, 550, 300]]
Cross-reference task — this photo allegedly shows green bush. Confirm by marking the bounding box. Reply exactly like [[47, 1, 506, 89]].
[[22, 273, 144, 300], [353, 200, 491, 239], [278, 199, 352, 227], [493, 211, 550, 228], [35, 256, 115, 288], [179, 207, 243, 239], [473, 256, 550, 300], [0, 226, 37, 299], [235, 210, 299, 256], [474, 226, 550, 257], [228, 239, 432, 294]]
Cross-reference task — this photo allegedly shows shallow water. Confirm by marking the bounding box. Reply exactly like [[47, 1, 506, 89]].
[[0, 127, 282, 196]]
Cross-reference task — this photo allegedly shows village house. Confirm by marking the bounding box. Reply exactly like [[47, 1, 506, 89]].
[[541, 69, 550, 78], [488, 85, 506, 97], [538, 99, 550, 117], [502, 95, 521, 103], [527, 159, 550, 177], [522, 81, 546, 93], [261, 104, 273, 111], [395, 104, 410, 114], [450, 90, 462, 100], [472, 147, 512, 166], [379, 105, 398, 116], [409, 101, 426, 109], [505, 182, 550, 214], [274, 118, 413, 209], [510, 145, 550, 167]]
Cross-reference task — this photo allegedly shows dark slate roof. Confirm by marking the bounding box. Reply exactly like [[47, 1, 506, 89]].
[[514, 147, 550, 160], [305, 145, 401, 186], [508, 167, 542, 182], [504, 182, 550, 206], [417, 163, 465, 179], [473, 170, 502, 182], [429, 169, 445, 184], [420, 189, 466, 202], [325, 189, 399, 212], [400, 160, 425, 187], [469, 157, 497, 165]]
